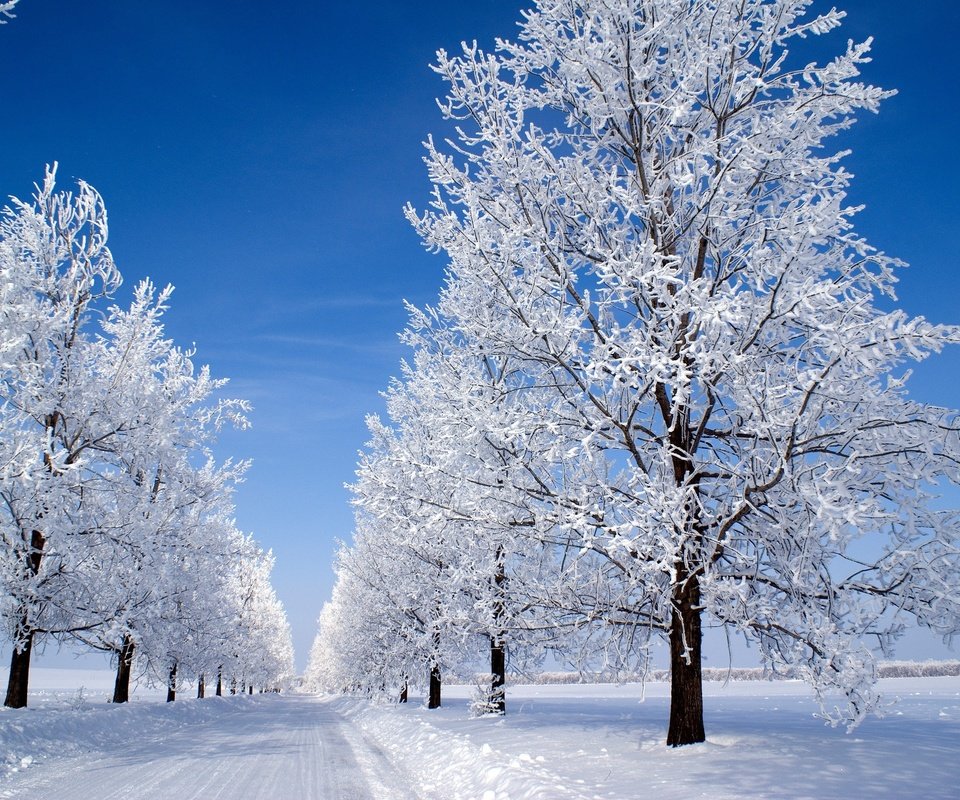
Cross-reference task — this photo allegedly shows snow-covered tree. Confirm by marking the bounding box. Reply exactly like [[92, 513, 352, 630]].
[[0, 168, 122, 707], [349, 428, 465, 708], [320, 316, 589, 713], [217, 545, 295, 694], [402, 0, 960, 745], [0, 169, 290, 707], [362, 330, 578, 712], [42, 279, 252, 702]]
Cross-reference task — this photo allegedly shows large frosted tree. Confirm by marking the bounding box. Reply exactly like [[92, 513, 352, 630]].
[[406, 0, 960, 745]]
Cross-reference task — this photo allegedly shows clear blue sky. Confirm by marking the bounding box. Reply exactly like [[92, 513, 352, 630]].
[[2, 1, 957, 671]]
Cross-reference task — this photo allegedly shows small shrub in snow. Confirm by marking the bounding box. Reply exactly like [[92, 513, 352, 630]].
[[67, 686, 88, 712], [470, 675, 505, 717]]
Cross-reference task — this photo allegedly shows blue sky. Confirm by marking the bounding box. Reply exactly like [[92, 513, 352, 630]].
[[2, 0, 957, 670]]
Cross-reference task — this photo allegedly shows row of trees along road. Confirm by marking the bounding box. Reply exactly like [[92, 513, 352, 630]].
[[306, 0, 960, 747], [0, 166, 295, 707]]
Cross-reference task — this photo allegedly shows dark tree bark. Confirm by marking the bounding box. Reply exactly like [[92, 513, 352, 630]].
[[4, 531, 46, 709], [112, 635, 135, 704], [660, 375, 707, 747], [490, 636, 506, 715], [399, 680, 408, 704], [216, 667, 223, 696], [248, 684, 253, 695], [489, 555, 506, 714], [197, 674, 205, 699], [427, 619, 443, 709], [427, 663, 442, 709], [4, 627, 35, 709], [166, 662, 178, 703], [666, 571, 705, 747]]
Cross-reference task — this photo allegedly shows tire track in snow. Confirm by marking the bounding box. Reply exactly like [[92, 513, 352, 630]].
[[1, 695, 418, 800]]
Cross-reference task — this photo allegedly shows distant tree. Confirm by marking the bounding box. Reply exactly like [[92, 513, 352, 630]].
[[405, 0, 960, 746], [218, 546, 296, 694], [306, 546, 410, 696], [383, 329, 587, 711]]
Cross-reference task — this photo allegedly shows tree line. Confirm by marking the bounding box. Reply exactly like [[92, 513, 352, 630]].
[[0, 167, 295, 707]]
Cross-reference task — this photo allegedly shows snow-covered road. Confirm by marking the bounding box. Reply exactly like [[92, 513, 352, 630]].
[[1, 695, 417, 800]]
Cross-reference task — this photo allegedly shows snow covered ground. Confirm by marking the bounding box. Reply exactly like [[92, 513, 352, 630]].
[[341, 678, 960, 800], [1, 669, 957, 799]]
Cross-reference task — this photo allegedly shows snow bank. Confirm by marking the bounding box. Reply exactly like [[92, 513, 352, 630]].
[[330, 677, 960, 800], [0, 668, 244, 786], [333, 695, 589, 800], [0, 697, 248, 782]]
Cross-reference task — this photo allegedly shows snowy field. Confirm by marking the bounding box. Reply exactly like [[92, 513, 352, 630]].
[[1, 669, 958, 799]]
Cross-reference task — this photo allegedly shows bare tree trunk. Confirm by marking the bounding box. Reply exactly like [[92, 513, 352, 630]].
[[197, 674, 205, 698], [666, 572, 705, 746], [399, 679, 408, 704], [112, 635, 135, 704], [216, 667, 223, 696], [489, 555, 506, 714], [4, 531, 45, 709], [4, 626, 34, 709], [660, 385, 706, 747], [166, 662, 177, 703], [427, 663, 442, 709], [490, 636, 506, 715], [248, 684, 253, 695]]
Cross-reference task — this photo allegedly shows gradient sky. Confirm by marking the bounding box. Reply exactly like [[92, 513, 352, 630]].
[[2, 0, 958, 670]]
